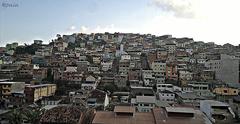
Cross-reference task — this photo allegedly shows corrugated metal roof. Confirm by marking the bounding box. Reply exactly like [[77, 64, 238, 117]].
[[166, 107, 195, 114], [114, 106, 135, 113], [136, 96, 156, 103]]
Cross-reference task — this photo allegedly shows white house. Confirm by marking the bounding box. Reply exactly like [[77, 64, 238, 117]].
[[179, 70, 193, 81], [121, 54, 131, 60], [165, 43, 176, 53], [142, 70, 155, 86], [65, 66, 78, 72], [186, 48, 193, 55], [87, 66, 100, 74], [182, 85, 194, 93], [101, 61, 113, 71], [159, 90, 175, 104], [151, 61, 166, 84], [54, 41, 68, 51], [187, 82, 214, 98], [156, 84, 182, 92], [131, 96, 156, 112], [82, 75, 98, 90], [177, 64, 188, 70], [87, 89, 109, 110]]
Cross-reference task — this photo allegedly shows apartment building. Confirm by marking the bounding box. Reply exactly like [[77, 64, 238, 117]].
[[81, 75, 98, 91], [166, 63, 178, 80], [0, 82, 25, 99], [25, 84, 56, 103], [158, 90, 175, 104], [142, 69, 155, 86], [151, 60, 166, 84]]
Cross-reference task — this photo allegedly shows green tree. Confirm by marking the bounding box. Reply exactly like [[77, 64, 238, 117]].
[[15, 43, 41, 55], [7, 109, 23, 124], [67, 42, 76, 49], [43, 68, 54, 82], [23, 108, 45, 124], [103, 83, 117, 93]]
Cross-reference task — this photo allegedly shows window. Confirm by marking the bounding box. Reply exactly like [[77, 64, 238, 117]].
[[223, 90, 228, 93]]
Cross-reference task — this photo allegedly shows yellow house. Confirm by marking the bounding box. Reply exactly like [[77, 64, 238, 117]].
[[213, 87, 239, 96], [47, 84, 56, 96], [93, 56, 101, 64], [1, 84, 11, 97], [33, 86, 48, 102], [25, 84, 57, 103]]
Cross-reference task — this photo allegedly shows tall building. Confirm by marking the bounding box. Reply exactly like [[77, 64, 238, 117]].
[[151, 60, 166, 84], [205, 54, 240, 84], [217, 54, 239, 84]]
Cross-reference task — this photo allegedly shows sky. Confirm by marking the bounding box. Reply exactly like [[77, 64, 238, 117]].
[[0, 0, 240, 46]]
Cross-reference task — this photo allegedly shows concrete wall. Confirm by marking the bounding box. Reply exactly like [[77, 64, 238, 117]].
[[216, 54, 239, 83]]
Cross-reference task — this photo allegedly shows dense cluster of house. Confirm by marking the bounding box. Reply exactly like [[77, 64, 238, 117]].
[[0, 32, 240, 123]]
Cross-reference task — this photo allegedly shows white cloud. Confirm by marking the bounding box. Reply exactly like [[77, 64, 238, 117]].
[[151, 0, 196, 18], [78, 24, 138, 34], [67, 25, 77, 31], [151, 0, 240, 19], [148, 0, 240, 45], [80, 26, 89, 33]]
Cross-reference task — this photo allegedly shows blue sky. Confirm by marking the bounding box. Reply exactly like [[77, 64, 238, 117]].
[[1, 0, 240, 46]]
